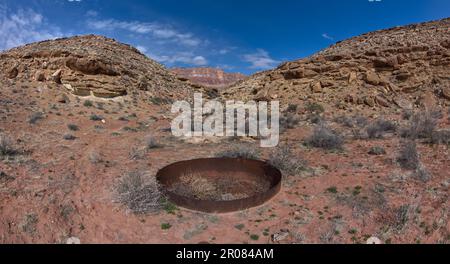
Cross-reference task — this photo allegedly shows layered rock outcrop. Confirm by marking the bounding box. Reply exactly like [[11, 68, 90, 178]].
[[0, 35, 192, 100], [224, 18, 450, 110]]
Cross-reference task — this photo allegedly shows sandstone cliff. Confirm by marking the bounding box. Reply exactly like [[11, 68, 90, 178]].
[[224, 18, 450, 111]]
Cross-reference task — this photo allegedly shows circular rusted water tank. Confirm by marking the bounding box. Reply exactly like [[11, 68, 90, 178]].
[[156, 158, 282, 213]]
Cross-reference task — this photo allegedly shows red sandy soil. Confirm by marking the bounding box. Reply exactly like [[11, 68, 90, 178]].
[[0, 80, 448, 244]]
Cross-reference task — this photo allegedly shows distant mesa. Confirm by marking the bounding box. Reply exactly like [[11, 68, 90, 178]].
[[171, 67, 246, 89]]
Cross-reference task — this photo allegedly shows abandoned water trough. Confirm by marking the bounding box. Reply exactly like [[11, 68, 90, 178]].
[[156, 158, 282, 213]]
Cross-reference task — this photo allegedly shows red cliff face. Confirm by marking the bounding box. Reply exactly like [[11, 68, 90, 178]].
[[171, 67, 246, 88]]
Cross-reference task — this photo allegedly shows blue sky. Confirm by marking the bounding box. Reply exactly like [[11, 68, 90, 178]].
[[0, 0, 449, 74]]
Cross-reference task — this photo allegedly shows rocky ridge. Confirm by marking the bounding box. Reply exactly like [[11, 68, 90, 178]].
[[224, 18, 450, 111], [0, 35, 192, 100]]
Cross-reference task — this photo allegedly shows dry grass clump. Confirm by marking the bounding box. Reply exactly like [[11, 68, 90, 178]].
[[269, 145, 307, 176], [400, 112, 437, 139], [215, 146, 260, 160], [0, 133, 20, 157], [115, 171, 162, 214], [170, 171, 269, 201], [306, 125, 344, 150], [397, 141, 419, 170], [280, 112, 301, 130], [366, 119, 396, 139], [28, 112, 45, 125]]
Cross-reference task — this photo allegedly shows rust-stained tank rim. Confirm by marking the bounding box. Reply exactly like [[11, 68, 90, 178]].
[[156, 158, 282, 214]]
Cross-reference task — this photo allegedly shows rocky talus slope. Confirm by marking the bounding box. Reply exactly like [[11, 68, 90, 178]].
[[171, 67, 246, 88], [0, 35, 192, 100], [224, 18, 450, 111]]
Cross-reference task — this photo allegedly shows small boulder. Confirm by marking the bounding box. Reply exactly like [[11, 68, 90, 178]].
[[57, 94, 70, 104], [373, 56, 398, 70], [395, 70, 411, 81], [66, 237, 81, 244], [364, 97, 375, 107], [7, 66, 19, 79], [440, 40, 450, 49], [51, 69, 62, 84], [34, 71, 45, 82], [271, 230, 290, 243], [442, 87, 450, 100], [376, 96, 390, 107], [367, 237, 383, 244], [394, 97, 413, 110], [419, 91, 437, 110], [282, 69, 304, 80], [311, 82, 322, 93], [364, 71, 381, 85], [348, 72, 358, 84]]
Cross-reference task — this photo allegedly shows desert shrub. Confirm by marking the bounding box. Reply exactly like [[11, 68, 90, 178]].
[[280, 112, 301, 130], [286, 104, 298, 113], [394, 205, 410, 231], [96, 102, 105, 110], [430, 109, 443, 120], [397, 141, 419, 170], [145, 136, 161, 150], [90, 114, 104, 121], [67, 124, 79, 131], [415, 164, 431, 182], [19, 213, 38, 235], [215, 146, 260, 160], [115, 171, 162, 214], [83, 100, 93, 107], [88, 151, 103, 164], [129, 147, 147, 160], [400, 112, 437, 139], [353, 116, 368, 128], [305, 102, 324, 113], [0, 134, 19, 157], [335, 115, 368, 128], [118, 116, 129, 122], [429, 130, 450, 145], [122, 126, 138, 132], [308, 113, 323, 124], [306, 125, 344, 150], [334, 115, 354, 128], [63, 134, 76, 141], [366, 119, 396, 139], [402, 110, 413, 120], [368, 146, 386, 155], [269, 145, 307, 176], [28, 112, 44, 124]]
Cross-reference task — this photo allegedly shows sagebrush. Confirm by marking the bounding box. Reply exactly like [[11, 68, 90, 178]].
[[115, 171, 162, 214]]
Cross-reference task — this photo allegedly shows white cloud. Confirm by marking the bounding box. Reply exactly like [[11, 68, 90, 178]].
[[192, 56, 207, 66], [243, 49, 279, 70], [148, 52, 208, 66], [136, 45, 148, 54], [68, 0, 82, 2], [0, 8, 63, 51], [322, 33, 334, 40], [87, 18, 202, 47], [219, 49, 229, 55], [86, 10, 98, 17]]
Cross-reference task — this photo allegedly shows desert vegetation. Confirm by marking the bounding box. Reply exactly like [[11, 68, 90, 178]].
[[306, 125, 344, 150], [215, 146, 260, 160], [269, 145, 307, 176], [115, 171, 162, 214]]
